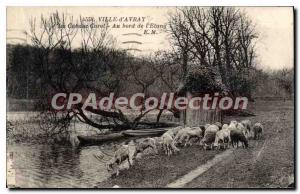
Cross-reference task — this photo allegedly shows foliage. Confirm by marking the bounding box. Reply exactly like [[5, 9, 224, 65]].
[[168, 7, 258, 97]]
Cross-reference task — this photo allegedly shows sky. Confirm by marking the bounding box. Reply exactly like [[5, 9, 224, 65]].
[[7, 6, 294, 70]]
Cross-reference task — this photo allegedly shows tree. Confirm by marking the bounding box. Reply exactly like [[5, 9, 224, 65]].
[[26, 12, 146, 131], [150, 51, 183, 122], [168, 7, 258, 98], [26, 11, 180, 131], [275, 68, 294, 95]]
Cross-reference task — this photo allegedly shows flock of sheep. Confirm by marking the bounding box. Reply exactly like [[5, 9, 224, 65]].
[[95, 120, 263, 176]]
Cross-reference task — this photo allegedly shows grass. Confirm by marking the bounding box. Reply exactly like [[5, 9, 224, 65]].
[[187, 100, 294, 188], [97, 100, 295, 188]]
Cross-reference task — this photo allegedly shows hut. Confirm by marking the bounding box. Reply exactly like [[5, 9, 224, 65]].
[[176, 65, 228, 127]]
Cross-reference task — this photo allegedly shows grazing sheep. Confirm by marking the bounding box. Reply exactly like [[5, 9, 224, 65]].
[[213, 125, 231, 149], [165, 126, 183, 138], [106, 144, 136, 176], [214, 122, 222, 130], [173, 127, 191, 145], [237, 122, 249, 137], [135, 137, 158, 154], [181, 127, 204, 146], [229, 120, 238, 128], [222, 124, 229, 129], [204, 124, 211, 129], [161, 132, 180, 156], [200, 124, 218, 150], [253, 123, 263, 139], [200, 131, 217, 150], [230, 129, 248, 148], [241, 120, 252, 138], [241, 120, 251, 131], [205, 124, 219, 133], [143, 136, 164, 153], [227, 121, 237, 132], [189, 126, 204, 138], [174, 126, 205, 147], [152, 136, 163, 148]]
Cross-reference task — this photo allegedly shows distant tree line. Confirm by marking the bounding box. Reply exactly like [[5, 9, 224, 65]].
[[253, 68, 294, 99]]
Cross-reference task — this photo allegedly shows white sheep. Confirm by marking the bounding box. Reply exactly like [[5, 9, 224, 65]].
[[237, 122, 249, 137], [213, 124, 231, 149], [152, 136, 163, 150], [222, 124, 229, 129], [106, 143, 136, 176], [214, 122, 223, 130], [173, 127, 191, 145], [229, 120, 238, 128], [135, 137, 158, 154], [165, 126, 183, 138], [205, 124, 219, 133], [241, 120, 252, 138], [180, 127, 204, 147], [199, 124, 218, 150], [204, 123, 211, 130], [161, 132, 180, 156]]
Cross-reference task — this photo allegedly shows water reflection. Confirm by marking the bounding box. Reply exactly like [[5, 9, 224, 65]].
[[8, 143, 113, 188]]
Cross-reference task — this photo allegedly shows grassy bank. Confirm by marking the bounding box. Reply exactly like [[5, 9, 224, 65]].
[[97, 100, 294, 188]]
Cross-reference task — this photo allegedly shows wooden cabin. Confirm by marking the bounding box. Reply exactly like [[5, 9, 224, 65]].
[[179, 92, 222, 127], [176, 65, 226, 127]]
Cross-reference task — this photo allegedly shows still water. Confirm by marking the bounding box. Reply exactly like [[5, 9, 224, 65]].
[[7, 143, 115, 188]]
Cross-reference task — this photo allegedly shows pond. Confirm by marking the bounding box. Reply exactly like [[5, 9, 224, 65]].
[[7, 143, 115, 188]]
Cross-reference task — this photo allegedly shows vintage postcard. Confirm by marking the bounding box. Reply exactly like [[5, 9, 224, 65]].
[[6, 6, 294, 188]]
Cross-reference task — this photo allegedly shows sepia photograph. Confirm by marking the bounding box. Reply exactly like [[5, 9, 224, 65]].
[[6, 6, 294, 189]]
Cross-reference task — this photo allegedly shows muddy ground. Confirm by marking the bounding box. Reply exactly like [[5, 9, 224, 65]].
[[97, 100, 294, 188]]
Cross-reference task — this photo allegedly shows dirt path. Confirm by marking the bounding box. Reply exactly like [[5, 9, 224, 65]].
[[166, 140, 269, 188], [185, 101, 294, 188], [166, 149, 233, 188]]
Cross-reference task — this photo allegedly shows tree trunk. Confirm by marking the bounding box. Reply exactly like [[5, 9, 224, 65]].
[[156, 109, 163, 124]]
